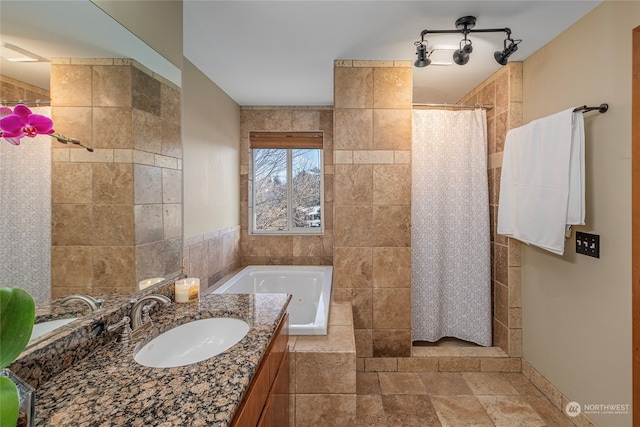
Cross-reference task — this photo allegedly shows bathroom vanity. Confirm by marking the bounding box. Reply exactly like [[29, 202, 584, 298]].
[[25, 292, 290, 426], [231, 312, 289, 426]]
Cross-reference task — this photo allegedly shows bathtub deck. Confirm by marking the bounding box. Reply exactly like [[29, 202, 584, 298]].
[[288, 300, 356, 426]]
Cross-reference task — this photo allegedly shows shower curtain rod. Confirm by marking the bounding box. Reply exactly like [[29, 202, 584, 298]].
[[413, 103, 609, 113], [412, 103, 494, 110], [1, 99, 51, 106]]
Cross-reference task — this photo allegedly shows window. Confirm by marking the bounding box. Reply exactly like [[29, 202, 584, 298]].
[[249, 132, 323, 234]]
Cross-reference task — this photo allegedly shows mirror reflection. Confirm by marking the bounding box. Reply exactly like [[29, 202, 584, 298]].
[[0, 0, 183, 342]]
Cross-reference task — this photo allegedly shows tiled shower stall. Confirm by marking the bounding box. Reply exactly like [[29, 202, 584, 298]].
[[233, 60, 523, 361], [334, 60, 524, 361]]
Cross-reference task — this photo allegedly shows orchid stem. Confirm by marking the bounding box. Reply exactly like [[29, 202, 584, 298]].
[[0, 130, 93, 152], [51, 132, 94, 152]]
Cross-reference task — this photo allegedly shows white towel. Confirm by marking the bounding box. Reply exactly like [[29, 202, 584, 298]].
[[497, 108, 585, 255]]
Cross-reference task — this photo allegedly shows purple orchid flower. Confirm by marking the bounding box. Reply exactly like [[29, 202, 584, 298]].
[[0, 104, 92, 151], [0, 106, 18, 145], [0, 104, 54, 145]]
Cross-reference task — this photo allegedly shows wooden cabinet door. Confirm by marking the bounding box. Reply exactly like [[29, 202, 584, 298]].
[[258, 349, 289, 427], [231, 314, 289, 427]]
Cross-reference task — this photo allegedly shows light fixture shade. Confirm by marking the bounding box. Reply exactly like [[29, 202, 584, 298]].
[[494, 51, 508, 66], [453, 49, 469, 65], [453, 49, 470, 65], [414, 44, 431, 67], [453, 40, 472, 65], [494, 40, 519, 66]]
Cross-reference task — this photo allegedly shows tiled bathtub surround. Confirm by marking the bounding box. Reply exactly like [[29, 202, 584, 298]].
[[239, 106, 334, 266], [50, 58, 182, 297], [289, 300, 357, 426], [183, 225, 241, 293], [333, 60, 413, 359]]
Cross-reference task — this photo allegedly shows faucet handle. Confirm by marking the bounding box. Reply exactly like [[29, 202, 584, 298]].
[[107, 315, 132, 344], [141, 302, 157, 326]]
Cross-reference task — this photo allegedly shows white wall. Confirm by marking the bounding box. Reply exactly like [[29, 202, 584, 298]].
[[91, 0, 183, 69], [522, 2, 638, 426], [182, 59, 241, 240]]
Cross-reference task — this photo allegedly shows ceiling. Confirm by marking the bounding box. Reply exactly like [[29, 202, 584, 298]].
[[184, 0, 601, 105], [1, 1, 601, 106]]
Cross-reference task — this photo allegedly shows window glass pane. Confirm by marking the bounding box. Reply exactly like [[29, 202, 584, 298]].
[[254, 148, 287, 231], [291, 149, 321, 228]]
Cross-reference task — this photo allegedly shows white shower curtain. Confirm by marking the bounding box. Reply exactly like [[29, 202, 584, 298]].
[[412, 109, 492, 346]]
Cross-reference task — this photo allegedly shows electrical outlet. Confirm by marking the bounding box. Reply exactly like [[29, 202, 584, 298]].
[[576, 231, 600, 258]]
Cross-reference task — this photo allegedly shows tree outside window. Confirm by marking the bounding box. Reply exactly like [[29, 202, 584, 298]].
[[251, 148, 323, 234]]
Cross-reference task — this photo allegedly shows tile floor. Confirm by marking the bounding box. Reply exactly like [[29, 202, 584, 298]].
[[356, 371, 575, 427]]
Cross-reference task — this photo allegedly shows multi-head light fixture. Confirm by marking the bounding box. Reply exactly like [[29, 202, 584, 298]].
[[414, 16, 522, 68]]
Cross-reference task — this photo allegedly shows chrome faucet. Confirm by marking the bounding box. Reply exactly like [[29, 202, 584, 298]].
[[60, 294, 104, 312], [107, 315, 132, 344], [129, 294, 171, 336]]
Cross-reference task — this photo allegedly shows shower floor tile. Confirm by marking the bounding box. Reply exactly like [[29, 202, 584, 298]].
[[412, 345, 507, 358]]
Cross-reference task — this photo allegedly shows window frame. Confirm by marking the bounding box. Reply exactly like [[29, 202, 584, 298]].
[[248, 132, 324, 236]]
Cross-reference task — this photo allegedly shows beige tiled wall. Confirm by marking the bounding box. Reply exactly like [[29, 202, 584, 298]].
[[458, 62, 523, 356], [183, 226, 241, 293], [289, 300, 357, 426], [333, 60, 413, 359], [0, 74, 50, 100], [239, 107, 334, 266], [50, 59, 182, 297], [238, 61, 520, 360]]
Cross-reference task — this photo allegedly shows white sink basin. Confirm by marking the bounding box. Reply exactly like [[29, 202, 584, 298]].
[[134, 317, 250, 368], [30, 318, 78, 341]]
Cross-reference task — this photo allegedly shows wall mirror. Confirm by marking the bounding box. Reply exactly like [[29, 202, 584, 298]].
[[0, 0, 183, 345]]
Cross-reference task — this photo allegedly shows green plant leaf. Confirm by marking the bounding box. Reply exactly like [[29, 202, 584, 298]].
[[0, 288, 35, 369], [0, 376, 19, 427]]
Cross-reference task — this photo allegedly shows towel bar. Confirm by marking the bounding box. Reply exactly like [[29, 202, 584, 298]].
[[573, 103, 608, 113]]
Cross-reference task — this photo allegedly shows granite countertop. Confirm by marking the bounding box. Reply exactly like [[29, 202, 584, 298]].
[[35, 293, 119, 322], [34, 293, 290, 427]]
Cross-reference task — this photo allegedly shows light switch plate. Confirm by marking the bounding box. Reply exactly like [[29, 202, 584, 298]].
[[576, 231, 600, 258]]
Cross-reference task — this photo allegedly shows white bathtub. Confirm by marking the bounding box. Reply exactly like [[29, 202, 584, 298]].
[[212, 265, 332, 335]]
